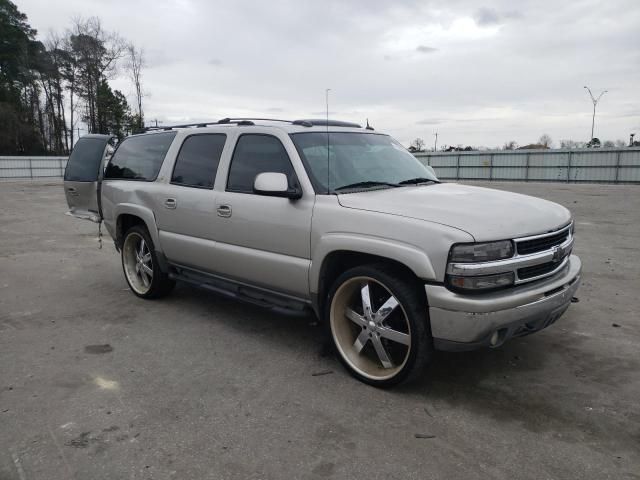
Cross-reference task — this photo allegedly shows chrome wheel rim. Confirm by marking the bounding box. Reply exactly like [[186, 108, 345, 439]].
[[330, 276, 411, 381], [123, 232, 153, 295]]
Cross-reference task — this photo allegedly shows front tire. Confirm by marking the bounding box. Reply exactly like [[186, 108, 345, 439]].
[[121, 225, 175, 299], [326, 264, 432, 387]]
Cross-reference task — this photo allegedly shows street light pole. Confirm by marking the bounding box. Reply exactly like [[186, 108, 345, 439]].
[[583, 86, 607, 141], [434, 132, 438, 152]]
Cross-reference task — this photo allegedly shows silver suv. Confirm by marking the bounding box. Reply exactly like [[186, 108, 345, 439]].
[[64, 118, 581, 387]]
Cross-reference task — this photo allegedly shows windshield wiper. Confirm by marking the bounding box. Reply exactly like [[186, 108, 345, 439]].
[[334, 181, 401, 191], [398, 177, 440, 185]]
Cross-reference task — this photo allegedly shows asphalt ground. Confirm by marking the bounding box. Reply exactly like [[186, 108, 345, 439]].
[[0, 180, 638, 479]]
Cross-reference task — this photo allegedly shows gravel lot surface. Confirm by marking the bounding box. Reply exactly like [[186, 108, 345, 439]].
[[1, 180, 639, 479]]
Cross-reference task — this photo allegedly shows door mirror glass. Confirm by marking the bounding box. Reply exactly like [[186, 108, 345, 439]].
[[253, 172, 301, 199]]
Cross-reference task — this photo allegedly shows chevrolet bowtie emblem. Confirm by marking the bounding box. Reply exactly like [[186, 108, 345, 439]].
[[552, 246, 564, 263]]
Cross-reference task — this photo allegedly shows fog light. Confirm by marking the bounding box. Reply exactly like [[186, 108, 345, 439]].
[[490, 331, 500, 346]]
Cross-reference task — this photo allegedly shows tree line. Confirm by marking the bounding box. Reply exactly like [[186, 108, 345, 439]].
[[0, 0, 145, 155], [410, 134, 636, 153]]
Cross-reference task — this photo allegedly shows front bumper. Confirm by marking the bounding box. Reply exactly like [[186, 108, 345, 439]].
[[426, 255, 582, 351]]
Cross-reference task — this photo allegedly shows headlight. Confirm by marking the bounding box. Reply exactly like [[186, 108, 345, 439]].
[[449, 240, 514, 263], [447, 272, 515, 292]]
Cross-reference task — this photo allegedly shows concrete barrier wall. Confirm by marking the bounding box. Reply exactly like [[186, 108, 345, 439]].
[[415, 148, 640, 184], [2, 147, 640, 183], [0, 156, 68, 179]]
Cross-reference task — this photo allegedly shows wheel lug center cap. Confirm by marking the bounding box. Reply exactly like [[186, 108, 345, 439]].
[[368, 320, 376, 330]]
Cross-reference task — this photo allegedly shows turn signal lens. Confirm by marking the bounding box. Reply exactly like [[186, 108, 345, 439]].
[[449, 240, 514, 263], [447, 272, 515, 292]]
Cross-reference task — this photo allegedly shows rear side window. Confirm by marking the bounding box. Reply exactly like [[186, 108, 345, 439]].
[[171, 134, 226, 189], [64, 138, 108, 182], [105, 132, 176, 181], [227, 134, 295, 193]]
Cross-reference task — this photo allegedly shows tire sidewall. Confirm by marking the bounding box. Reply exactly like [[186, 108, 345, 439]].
[[121, 225, 172, 299], [324, 264, 432, 387]]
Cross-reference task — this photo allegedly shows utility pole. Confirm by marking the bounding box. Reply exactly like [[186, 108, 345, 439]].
[[434, 132, 438, 152], [583, 86, 607, 141]]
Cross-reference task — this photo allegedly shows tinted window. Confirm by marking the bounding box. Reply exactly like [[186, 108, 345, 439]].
[[105, 132, 176, 181], [227, 134, 295, 193], [171, 134, 226, 188], [64, 138, 108, 182]]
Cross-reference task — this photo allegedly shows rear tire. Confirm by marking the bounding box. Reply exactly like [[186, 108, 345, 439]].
[[325, 264, 432, 387], [121, 225, 174, 299]]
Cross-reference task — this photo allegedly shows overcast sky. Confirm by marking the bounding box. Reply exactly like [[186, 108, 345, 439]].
[[19, 0, 640, 148]]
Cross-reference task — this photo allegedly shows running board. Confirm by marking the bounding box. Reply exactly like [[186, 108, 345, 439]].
[[168, 265, 311, 317]]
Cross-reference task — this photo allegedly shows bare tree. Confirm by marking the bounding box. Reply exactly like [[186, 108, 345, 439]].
[[539, 134, 552, 148], [560, 139, 585, 149], [126, 43, 145, 132], [503, 140, 518, 150], [61, 31, 79, 146], [44, 32, 70, 152], [68, 16, 126, 133], [410, 138, 425, 152]]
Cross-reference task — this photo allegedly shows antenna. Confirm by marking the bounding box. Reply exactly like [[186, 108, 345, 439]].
[[326, 88, 331, 194]]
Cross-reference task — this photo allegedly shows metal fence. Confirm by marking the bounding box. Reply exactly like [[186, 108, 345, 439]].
[[0, 156, 68, 179], [1, 147, 640, 184], [415, 147, 640, 184]]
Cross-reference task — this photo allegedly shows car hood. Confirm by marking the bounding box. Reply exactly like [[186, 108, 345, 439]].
[[336, 183, 571, 241]]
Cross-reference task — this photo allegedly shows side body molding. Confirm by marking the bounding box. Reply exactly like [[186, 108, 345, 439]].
[[309, 233, 437, 294]]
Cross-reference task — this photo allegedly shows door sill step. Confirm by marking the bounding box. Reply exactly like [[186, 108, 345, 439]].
[[168, 265, 311, 317]]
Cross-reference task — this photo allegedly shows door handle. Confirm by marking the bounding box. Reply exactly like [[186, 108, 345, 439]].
[[67, 187, 79, 196], [164, 198, 177, 209], [217, 204, 232, 218]]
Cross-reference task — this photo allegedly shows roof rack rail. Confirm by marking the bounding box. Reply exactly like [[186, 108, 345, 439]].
[[217, 117, 293, 124], [292, 119, 362, 128], [143, 117, 363, 131], [222, 118, 362, 128], [144, 121, 218, 132]]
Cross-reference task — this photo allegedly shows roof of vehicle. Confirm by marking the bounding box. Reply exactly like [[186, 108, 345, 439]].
[[139, 118, 381, 136]]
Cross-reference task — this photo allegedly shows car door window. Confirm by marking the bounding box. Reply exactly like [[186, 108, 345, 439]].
[[105, 132, 176, 181], [64, 138, 109, 182], [227, 134, 296, 193], [171, 134, 226, 189]]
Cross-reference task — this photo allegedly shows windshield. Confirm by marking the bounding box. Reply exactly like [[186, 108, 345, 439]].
[[290, 132, 438, 193]]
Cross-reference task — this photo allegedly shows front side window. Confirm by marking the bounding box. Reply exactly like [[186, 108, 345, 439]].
[[290, 132, 438, 193], [227, 134, 296, 193], [171, 134, 226, 189], [105, 132, 176, 181]]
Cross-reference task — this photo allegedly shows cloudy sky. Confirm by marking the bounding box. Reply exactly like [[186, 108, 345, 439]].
[[19, 0, 640, 148]]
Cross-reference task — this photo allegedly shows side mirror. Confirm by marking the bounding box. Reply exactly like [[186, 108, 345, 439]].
[[253, 172, 302, 199]]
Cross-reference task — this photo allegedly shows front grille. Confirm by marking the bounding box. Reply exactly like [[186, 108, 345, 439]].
[[518, 261, 561, 280], [516, 228, 569, 255]]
